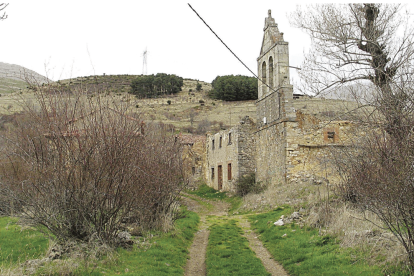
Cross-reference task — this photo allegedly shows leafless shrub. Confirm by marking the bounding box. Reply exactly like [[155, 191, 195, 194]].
[[188, 109, 197, 126], [334, 127, 414, 271], [196, 119, 211, 134], [0, 84, 184, 245]]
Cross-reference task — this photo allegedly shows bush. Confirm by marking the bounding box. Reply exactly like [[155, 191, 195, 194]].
[[235, 173, 264, 196], [0, 86, 185, 246]]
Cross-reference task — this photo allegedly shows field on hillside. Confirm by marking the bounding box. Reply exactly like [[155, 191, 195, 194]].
[[0, 76, 257, 133], [0, 74, 363, 134]]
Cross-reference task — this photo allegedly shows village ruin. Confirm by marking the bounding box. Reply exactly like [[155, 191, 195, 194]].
[[201, 10, 363, 192]]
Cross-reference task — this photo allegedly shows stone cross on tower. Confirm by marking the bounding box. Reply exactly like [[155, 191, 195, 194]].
[[264, 9, 278, 31]]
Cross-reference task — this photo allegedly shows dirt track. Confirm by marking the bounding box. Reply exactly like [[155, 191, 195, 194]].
[[181, 194, 288, 276]]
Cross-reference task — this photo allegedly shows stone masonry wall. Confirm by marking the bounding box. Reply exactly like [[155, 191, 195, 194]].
[[285, 111, 362, 185], [206, 117, 255, 192], [236, 118, 256, 179], [255, 121, 287, 186], [180, 135, 206, 187], [206, 128, 238, 191]]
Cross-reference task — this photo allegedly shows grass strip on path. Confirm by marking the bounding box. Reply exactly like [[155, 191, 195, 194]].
[[0, 217, 49, 267], [249, 206, 384, 276], [206, 218, 270, 276]]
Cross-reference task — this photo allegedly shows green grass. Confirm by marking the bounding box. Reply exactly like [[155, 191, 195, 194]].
[[186, 184, 243, 215], [206, 218, 270, 276], [249, 206, 384, 276], [0, 217, 49, 267], [181, 193, 214, 211], [78, 208, 200, 275], [187, 184, 228, 200], [226, 196, 243, 215]]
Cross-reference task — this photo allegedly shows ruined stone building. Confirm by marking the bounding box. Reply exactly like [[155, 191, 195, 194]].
[[179, 134, 206, 186], [205, 10, 361, 192]]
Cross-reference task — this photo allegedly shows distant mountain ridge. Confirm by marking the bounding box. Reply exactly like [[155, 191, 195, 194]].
[[0, 62, 49, 83]]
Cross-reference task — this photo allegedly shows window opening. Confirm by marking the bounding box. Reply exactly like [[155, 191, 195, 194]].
[[218, 165, 223, 190], [219, 136, 222, 148], [262, 61, 267, 95], [228, 163, 232, 180], [269, 56, 274, 88], [211, 168, 215, 179], [327, 131, 335, 143]]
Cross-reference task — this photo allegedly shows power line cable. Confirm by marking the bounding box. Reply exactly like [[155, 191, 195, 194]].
[[188, 3, 279, 95]]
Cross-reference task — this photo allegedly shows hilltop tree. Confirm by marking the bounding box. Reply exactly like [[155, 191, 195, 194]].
[[291, 4, 414, 271], [210, 75, 257, 101], [196, 82, 202, 92], [130, 73, 183, 98]]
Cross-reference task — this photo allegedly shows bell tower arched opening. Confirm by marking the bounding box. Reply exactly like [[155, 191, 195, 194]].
[[269, 56, 274, 89], [261, 61, 267, 95]]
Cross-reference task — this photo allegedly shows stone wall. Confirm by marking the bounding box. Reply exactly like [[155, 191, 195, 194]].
[[285, 111, 362, 185], [255, 121, 287, 186], [179, 135, 206, 186], [256, 90, 280, 127], [236, 118, 256, 179], [205, 117, 255, 192]]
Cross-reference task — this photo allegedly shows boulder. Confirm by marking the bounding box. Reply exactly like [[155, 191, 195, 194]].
[[274, 219, 284, 226], [291, 212, 301, 220]]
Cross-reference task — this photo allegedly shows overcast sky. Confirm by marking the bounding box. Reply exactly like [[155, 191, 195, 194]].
[[2, 1, 408, 84]]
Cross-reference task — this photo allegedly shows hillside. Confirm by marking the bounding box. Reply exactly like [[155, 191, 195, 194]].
[[0, 62, 49, 94], [0, 73, 361, 133]]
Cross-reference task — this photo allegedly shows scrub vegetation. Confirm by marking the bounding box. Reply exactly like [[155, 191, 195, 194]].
[[249, 207, 387, 276]]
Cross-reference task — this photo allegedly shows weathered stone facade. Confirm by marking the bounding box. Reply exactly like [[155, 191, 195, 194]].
[[205, 117, 255, 192], [180, 134, 206, 186], [205, 10, 359, 191]]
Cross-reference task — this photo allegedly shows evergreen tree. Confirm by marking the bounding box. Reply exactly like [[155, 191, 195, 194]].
[[210, 75, 257, 101]]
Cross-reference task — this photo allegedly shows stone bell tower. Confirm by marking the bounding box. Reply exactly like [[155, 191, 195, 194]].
[[256, 10, 295, 127]]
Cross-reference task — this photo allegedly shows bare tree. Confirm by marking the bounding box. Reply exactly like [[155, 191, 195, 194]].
[[291, 4, 414, 272], [189, 108, 197, 126], [291, 4, 414, 96], [0, 84, 184, 245], [0, 3, 7, 20], [196, 119, 211, 134]]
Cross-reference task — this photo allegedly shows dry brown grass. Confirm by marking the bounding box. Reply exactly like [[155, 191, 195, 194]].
[[239, 179, 331, 212], [0, 79, 256, 132]]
